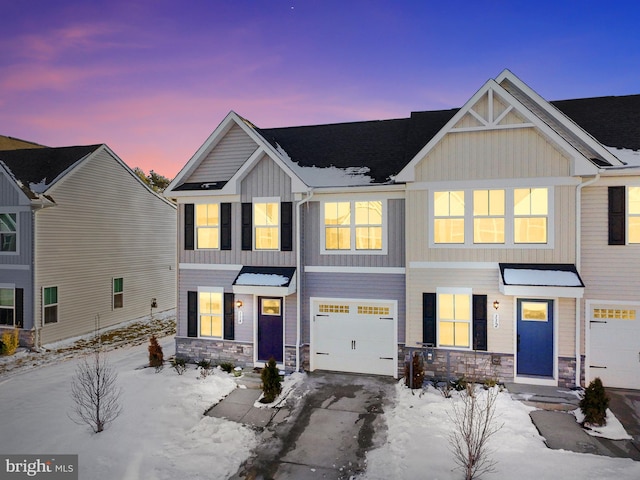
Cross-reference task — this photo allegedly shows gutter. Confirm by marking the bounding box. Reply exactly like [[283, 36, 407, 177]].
[[295, 189, 314, 372], [574, 173, 600, 387]]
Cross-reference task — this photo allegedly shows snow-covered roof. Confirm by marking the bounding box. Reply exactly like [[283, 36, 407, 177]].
[[503, 268, 583, 287], [232, 266, 297, 296], [234, 273, 291, 287], [499, 263, 585, 298]]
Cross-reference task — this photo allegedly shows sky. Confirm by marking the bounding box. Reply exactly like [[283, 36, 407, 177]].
[[1, 1, 639, 179]]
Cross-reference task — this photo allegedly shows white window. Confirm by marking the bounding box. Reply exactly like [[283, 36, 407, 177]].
[[113, 278, 124, 309], [0, 288, 14, 326], [0, 213, 17, 253], [196, 204, 220, 249], [43, 286, 58, 325], [254, 200, 279, 250], [514, 188, 548, 243], [323, 200, 385, 253], [437, 289, 472, 348], [473, 189, 505, 244], [434, 191, 465, 244], [198, 288, 223, 338], [628, 186, 640, 243]]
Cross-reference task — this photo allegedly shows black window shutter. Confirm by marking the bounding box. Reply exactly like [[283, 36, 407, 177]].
[[422, 293, 436, 345], [241, 203, 252, 250], [608, 186, 626, 245], [187, 291, 197, 337], [224, 293, 235, 340], [184, 204, 195, 250], [221, 203, 232, 250], [472, 294, 488, 351], [15, 288, 24, 328], [281, 202, 293, 251]]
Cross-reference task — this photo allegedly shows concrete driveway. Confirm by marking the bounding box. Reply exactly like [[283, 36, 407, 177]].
[[229, 371, 396, 480]]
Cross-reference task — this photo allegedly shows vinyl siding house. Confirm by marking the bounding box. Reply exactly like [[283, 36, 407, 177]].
[[0, 144, 176, 346], [166, 70, 640, 388]]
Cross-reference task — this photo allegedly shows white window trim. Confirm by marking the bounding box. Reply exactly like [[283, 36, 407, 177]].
[[0, 285, 16, 327], [428, 187, 554, 249], [436, 287, 473, 350], [253, 196, 281, 251], [112, 277, 124, 310], [320, 199, 388, 255], [42, 285, 59, 326], [0, 209, 19, 256], [197, 287, 224, 339], [194, 202, 221, 251]]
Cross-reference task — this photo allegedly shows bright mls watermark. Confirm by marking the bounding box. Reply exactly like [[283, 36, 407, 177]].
[[1, 455, 77, 479]]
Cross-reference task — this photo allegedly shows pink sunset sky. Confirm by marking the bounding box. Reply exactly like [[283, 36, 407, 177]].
[[1, 0, 639, 179]]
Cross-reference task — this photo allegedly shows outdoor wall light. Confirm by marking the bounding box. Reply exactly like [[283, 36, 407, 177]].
[[235, 300, 243, 309], [493, 300, 500, 310], [151, 298, 157, 309]]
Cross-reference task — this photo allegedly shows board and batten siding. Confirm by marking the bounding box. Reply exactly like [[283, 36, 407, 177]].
[[405, 185, 576, 264], [185, 124, 259, 183], [1, 170, 28, 206], [302, 272, 405, 345], [415, 128, 572, 182], [303, 199, 405, 268], [581, 183, 640, 301], [240, 154, 294, 202], [35, 148, 176, 344]]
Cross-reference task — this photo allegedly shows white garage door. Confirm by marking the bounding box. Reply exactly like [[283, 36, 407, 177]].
[[589, 303, 640, 389], [311, 299, 397, 377]]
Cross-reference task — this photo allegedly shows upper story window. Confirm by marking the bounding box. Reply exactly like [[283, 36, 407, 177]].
[[254, 201, 279, 250], [323, 200, 385, 253], [431, 187, 550, 247], [628, 186, 640, 243], [196, 204, 219, 249], [0, 213, 17, 253]]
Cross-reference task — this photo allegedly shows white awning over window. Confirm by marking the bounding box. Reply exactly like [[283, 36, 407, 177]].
[[499, 263, 584, 298]]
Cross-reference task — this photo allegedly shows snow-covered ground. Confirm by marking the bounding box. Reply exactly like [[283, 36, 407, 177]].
[[2, 316, 640, 479]]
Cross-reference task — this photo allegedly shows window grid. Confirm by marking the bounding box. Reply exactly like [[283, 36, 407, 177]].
[[473, 189, 505, 244], [357, 305, 390, 315], [514, 188, 548, 244], [438, 293, 471, 348], [0, 288, 14, 326], [254, 202, 279, 250], [593, 308, 636, 320], [43, 286, 58, 325], [196, 204, 220, 249], [434, 191, 465, 244], [0, 213, 17, 253], [199, 291, 223, 338], [319, 304, 350, 314], [324, 200, 384, 252]]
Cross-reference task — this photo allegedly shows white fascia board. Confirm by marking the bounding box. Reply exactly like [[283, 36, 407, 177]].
[[232, 283, 296, 296], [172, 194, 241, 204], [499, 284, 584, 299], [495, 69, 623, 167], [309, 184, 405, 197], [406, 176, 580, 191]]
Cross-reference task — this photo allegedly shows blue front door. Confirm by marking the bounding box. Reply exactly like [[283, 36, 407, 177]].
[[517, 299, 554, 377], [258, 297, 283, 363]]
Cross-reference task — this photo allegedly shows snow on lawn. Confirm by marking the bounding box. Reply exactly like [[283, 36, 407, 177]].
[[0, 337, 257, 480], [361, 383, 640, 480]]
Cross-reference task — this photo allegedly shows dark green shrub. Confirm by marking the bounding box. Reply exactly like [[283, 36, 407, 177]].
[[404, 352, 424, 389], [148, 335, 164, 371], [219, 362, 234, 373], [197, 359, 212, 378], [170, 357, 187, 375], [580, 377, 609, 426], [260, 357, 282, 403], [452, 376, 469, 392]]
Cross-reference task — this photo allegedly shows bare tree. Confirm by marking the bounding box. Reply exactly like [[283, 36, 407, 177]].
[[70, 349, 122, 433], [448, 385, 503, 480]]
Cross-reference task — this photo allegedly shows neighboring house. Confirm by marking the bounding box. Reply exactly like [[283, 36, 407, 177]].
[[0, 144, 177, 347], [0, 135, 45, 151], [166, 70, 640, 388]]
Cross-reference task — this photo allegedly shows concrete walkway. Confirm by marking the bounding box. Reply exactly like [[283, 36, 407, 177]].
[[506, 383, 640, 460], [212, 371, 395, 480]]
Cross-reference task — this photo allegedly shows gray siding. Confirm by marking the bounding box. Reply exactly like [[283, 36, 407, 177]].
[[0, 269, 33, 330], [0, 172, 27, 205], [303, 199, 405, 267], [0, 210, 32, 266], [241, 154, 294, 201], [35, 148, 176, 344], [186, 124, 259, 182], [302, 272, 405, 344]]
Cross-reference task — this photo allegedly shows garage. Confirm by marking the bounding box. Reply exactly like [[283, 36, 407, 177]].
[[310, 298, 397, 377], [588, 302, 640, 389]]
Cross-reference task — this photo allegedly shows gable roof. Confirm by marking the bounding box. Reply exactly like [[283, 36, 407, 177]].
[[0, 135, 46, 150], [0, 145, 102, 198]]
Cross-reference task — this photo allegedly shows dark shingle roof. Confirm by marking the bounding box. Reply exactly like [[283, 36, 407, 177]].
[[0, 145, 101, 190]]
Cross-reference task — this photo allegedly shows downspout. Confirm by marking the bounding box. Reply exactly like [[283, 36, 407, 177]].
[[31, 206, 39, 350], [295, 189, 314, 372], [575, 173, 600, 387]]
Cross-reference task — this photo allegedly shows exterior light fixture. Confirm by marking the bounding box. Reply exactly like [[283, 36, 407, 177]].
[[236, 300, 243, 309], [493, 300, 500, 310]]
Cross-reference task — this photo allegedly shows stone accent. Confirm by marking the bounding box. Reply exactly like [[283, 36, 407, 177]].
[[175, 337, 254, 367], [0, 327, 34, 349], [558, 356, 584, 388]]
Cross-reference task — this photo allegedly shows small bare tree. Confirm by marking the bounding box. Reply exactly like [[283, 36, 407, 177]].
[[448, 384, 503, 480], [70, 349, 122, 433]]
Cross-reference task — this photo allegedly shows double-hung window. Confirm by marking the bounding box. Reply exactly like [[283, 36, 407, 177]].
[[323, 200, 384, 252], [196, 204, 220, 249], [43, 286, 58, 324], [254, 201, 279, 250], [198, 288, 223, 338], [0, 288, 14, 326], [628, 186, 640, 243], [434, 191, 465, 244], [438, 290, 471, 348], [0, 213, 17, 253], [514, 188, 548, 243], [113, 278, 124, 309], [473, 190, 505, 243]]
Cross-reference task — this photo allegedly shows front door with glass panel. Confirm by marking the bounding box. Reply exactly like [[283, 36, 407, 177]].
[[257, 297, 283, 363], [517, 299, 554, 377]]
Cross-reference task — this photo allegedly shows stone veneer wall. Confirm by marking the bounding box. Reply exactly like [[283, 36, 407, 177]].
[[175, 337, 254, 367], [0, 327, 34, 349]]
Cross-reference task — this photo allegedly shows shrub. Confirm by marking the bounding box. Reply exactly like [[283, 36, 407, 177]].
[[0, 328, 20, 356], [148, 335, 164, 372], [197, 359, 212, 378], [218, 362, 234, 373], [452, 376, 469, 392], [260, 357, 282, 403], [580, 377, 609, 427], [170, 357, 187, 375], [404, 352, 424, 389]]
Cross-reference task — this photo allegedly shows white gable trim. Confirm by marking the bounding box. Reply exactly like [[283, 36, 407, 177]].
[[396, 75, 601, 182], [166, 111, 309, 196]]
